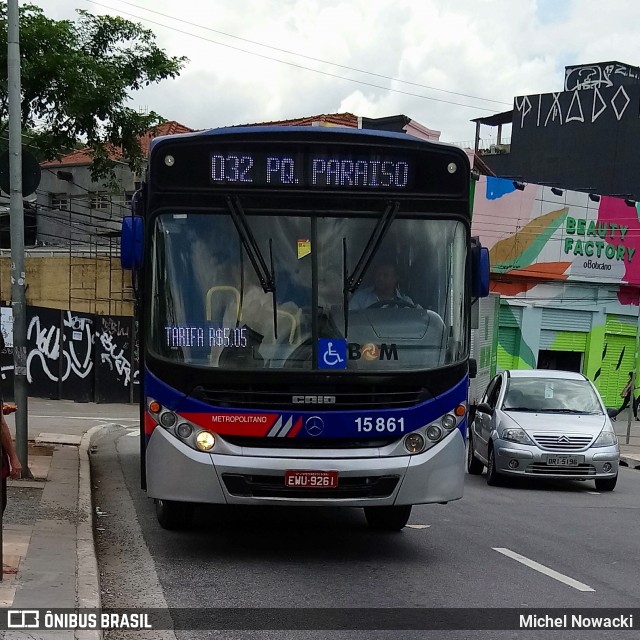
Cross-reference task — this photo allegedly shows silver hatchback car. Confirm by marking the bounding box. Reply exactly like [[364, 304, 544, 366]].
[[468, 369, 620, 491]]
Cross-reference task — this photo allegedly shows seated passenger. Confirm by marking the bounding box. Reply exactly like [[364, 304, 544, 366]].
[[350, 261, 417, 310]]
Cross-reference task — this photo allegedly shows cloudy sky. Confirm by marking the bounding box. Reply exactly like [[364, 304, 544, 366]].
[[42, 0, 640, 145]]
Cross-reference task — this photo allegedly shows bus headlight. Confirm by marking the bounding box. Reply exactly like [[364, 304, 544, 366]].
[[404, 433, 425, 454], [159, 412, 177, 428], [426, 425, 443, 441], [441, 414, 457, 431], [176, 423, 193, 439], [195, 431, 215, 451]]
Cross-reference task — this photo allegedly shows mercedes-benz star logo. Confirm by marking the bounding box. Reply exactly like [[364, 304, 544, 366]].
[[305, 415, 325, 437]]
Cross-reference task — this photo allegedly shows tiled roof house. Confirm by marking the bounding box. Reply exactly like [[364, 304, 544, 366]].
[[36, 121, 194, 247]]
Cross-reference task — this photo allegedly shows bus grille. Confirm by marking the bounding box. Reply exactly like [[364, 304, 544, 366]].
[[220, 436, 397, 449], [222, 474, 400, 499], [194, 385, 427, 411]]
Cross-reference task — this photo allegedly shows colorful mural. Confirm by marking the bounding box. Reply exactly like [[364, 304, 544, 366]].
[[472, 176, 640, 406], [473, 177, 640, 301]]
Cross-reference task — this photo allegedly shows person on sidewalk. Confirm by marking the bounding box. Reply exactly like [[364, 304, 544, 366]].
[[1, 405, 22, 509], [615, 372, 638, 420], [1, 403, 22, 576]]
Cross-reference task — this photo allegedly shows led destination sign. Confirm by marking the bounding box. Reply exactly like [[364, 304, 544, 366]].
[[210, 152, 412, 189], [151, 140, 468, 196]]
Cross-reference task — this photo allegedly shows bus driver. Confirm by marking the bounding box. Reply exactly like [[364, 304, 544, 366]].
[[349, 261, 417, 310]]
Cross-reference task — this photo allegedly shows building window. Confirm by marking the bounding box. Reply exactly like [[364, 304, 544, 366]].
[[51, 194, 70, 211], [90, 192, 110, 210]]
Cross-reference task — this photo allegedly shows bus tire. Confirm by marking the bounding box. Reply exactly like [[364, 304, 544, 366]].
[[155, 498, 193, 530], [364, 505, 412, 531], [467, 432, 484, 475]]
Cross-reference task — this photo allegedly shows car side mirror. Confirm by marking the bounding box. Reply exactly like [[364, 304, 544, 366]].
[[476, 402, 494, 416], [606, 408, 618, 419]]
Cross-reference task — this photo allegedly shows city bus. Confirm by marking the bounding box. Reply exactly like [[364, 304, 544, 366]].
[[121, 125, 490, 531]]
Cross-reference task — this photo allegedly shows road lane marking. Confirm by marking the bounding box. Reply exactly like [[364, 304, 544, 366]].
[[126, 430, 139, 437], [493, 547, 595, 592], [406, 524, 430, 529], [587, 491, 600, 495]]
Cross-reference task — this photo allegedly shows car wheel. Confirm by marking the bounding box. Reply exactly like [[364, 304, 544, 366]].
[[155, 498, 194, 530], [364, 505, 412, 531], [486, 447, 503, 486], [467, 432, 484, 475], [595, 474, 618, 492]]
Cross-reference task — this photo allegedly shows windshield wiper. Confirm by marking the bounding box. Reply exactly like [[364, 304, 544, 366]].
[[345, 201, 399, 294], [226, 196, 278, 339], [551, 409, 591, 414], [343, 238, 349, 336]]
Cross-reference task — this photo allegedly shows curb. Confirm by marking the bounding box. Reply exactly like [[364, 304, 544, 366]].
[[77, 425, 105, 640], [619, 454, 640, 470]]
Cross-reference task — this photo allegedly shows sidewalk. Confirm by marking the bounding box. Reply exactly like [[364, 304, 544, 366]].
[[613, 407, 640, 469], [0, 399, 137, 639], [0, 399, 638, 638], [1, 430, 101, 639]]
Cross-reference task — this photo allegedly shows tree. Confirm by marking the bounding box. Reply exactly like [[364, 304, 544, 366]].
[[0, 2, 187, 187]]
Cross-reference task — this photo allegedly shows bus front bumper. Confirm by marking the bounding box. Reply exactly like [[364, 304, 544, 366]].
[[145, 427, 465, 507]]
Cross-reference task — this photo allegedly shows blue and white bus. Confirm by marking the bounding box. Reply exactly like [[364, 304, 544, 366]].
[[121, 126, 489, 531]]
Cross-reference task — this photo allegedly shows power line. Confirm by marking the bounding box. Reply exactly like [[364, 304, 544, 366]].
[[94, 0, 511, 108], [85, 0, 500, 113]]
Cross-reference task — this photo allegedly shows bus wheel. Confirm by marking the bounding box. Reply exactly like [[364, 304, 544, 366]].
[[155, 498, 193, 530], [364, 505, 412, 531]]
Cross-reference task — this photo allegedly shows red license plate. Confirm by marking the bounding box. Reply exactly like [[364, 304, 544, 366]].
[[285, 470, 338, 488]]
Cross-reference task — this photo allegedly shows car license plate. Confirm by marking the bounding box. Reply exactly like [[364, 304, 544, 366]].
[[544, 455, 581, 466], [285, 470, 338, 488]]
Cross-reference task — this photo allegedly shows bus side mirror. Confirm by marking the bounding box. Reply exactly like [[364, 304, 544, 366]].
[[471, 245, 490, 298], [469, 358, 477, 379], [121, 216, 143, 269]]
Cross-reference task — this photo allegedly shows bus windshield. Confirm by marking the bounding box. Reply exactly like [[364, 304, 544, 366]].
[[150, 209, 467, 372]]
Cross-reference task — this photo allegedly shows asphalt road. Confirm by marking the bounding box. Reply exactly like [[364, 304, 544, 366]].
[[4, 397, 139, 441], [92, 425, 640, 640]]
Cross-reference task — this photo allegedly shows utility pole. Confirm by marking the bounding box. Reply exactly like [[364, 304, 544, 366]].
[[7, 0, 29, 475]]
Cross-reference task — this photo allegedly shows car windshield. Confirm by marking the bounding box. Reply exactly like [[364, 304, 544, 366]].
[[503, 377, 603, 414]]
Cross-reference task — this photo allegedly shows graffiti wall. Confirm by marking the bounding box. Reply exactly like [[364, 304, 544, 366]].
[[0, 305, 138, 403], [564, 62, 640, 92], [95, 315, 138, 403], [504, 75, 640, 199]]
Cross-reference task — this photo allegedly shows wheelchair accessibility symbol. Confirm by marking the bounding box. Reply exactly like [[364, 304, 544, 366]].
[[318, 339, 347, 369]]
